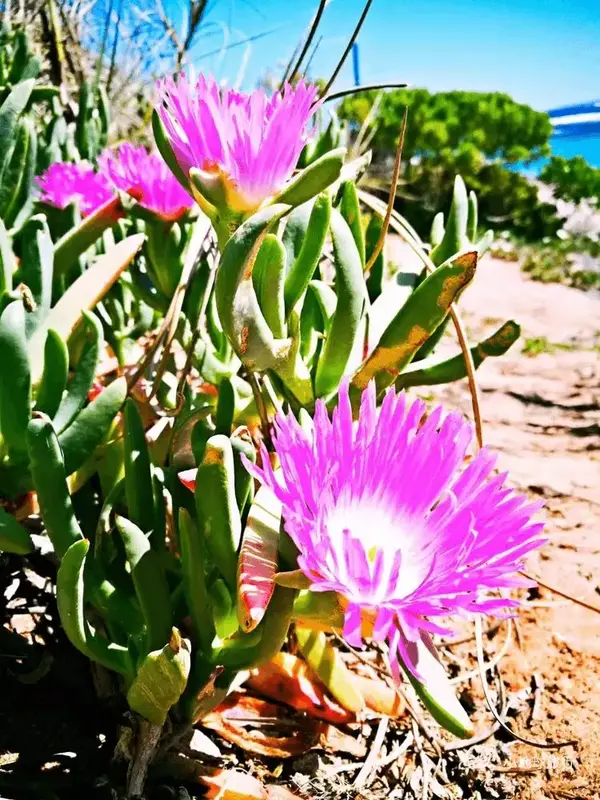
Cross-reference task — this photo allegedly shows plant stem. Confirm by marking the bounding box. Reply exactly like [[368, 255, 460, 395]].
[[126, 718, 163, 798]]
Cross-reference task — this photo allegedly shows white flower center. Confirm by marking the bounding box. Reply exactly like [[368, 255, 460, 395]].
[[324, 496, 430, 600]]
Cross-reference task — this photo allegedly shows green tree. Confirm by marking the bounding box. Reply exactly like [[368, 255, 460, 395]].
[[339, 88, 557, 240], [540, 156, 600, 206]]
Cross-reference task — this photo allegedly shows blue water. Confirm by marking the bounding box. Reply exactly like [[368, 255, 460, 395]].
[[532, 100, 600, 171], [522, 136, 600, 175], [549, 134, 600, 168]]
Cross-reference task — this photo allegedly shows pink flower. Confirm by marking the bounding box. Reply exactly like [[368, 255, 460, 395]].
[[244, 381, 545, 682], [155, 74, 319, 211], [36, 162, 114, 216], [98, 143, 193, 222]]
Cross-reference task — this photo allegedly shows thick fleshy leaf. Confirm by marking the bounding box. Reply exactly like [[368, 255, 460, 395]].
[[295, 627, 364, 714], [283, 194, 331, 317], [179, 509, 214, 655], [30, 234, 145, 382], [430, 175, 470, 266], [52, 195, 123, 278], [395, 320, 521, 389], [0, 507, 34, 554], [236, 486, 280, 632], [399, 630, 474, 739], [115, 515, 172, 653], [215, 204, 291, 371], [275, 148, 345, 208], [314, 209, 367, 398], [56, 539, 132, 675], [127, 628, 191, 726], [195, 435, 241, 592], [351, 251, 477, 398], [291, 590, 345, 631], [215, 203, 312, 406], [0, 79, 34, 169]]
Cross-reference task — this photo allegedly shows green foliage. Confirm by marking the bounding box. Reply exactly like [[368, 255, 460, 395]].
[[0, 21, 529, 782], [339, 87, 551, 163], [521, 234, 600, 290], [540, 155, 600, 206], [339, 88, 558, 240]]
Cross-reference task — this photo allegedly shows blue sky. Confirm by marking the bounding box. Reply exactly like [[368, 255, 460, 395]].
[[181, 0, 600, 111]]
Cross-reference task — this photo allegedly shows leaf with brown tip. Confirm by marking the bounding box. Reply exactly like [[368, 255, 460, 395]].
[[30, 235, 145, 382]]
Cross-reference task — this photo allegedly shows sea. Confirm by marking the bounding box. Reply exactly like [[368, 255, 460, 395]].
[[549, 135, 600, 167], [531, 99, 600, 172]]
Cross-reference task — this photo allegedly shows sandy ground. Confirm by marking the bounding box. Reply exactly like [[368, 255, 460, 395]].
[[391, 241, 600, 799]]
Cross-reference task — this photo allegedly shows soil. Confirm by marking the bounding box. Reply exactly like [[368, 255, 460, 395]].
[[395, 247, 600, 800], [1, 251, 599, 800]]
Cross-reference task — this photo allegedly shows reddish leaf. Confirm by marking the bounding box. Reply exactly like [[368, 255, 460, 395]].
[[236, 486, 279, 632], [201, 693, 365, 759], [88, 382, 104, 402], [201, 769, 268, 800], [199, 382, 220, 397], [200, 769, 303, 800], [247, 652, 353, 724], [178, 467, 198, 493], [352, 674, 405, 717]]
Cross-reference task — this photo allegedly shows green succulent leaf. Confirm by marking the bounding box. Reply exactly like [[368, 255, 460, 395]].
[[0, 507, 34, 554], [253, 233, 286, 338], [430, 175, 470, 266], [0, 78, 34, 170], [339, 181, 365, 266], [17, 214, 53, 336], [123, 398, 157, 545], [115, 515, 172, 654], [34, 329, 69, 418], [365, 213, 385, 302], [296, 627, 364, 713], [395, 320, 521, 389], [194, 434, 241, 593], [58, 376, 127, 476], [179, 508, 214, 655], [351, 251, 477, 399], [52, 311, 102, 432], [314, 208, 367, 398], [0, 300, 31, 458], [215, 203, 290, 372], [27, 414, 84, 559], [127, 628, 191, 726], [283, 194, 331, 317], [400, 631, 474, 739], [57, 539, 133, 675], [275, 148, 346, 208]]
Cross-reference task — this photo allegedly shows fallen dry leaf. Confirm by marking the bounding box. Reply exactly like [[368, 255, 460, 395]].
[[247, 652, 353, 724], [200, 768, 303, 800], [201, 693, 365, 759], [201, 769, 268, 800], [352, 674, 405, 717]]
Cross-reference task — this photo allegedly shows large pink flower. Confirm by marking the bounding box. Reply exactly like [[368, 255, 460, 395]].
[[98, 143, 193, 221], [155, 74, 319, 211], [245, 381, 545, 681], [36, 162, 114, 216]]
